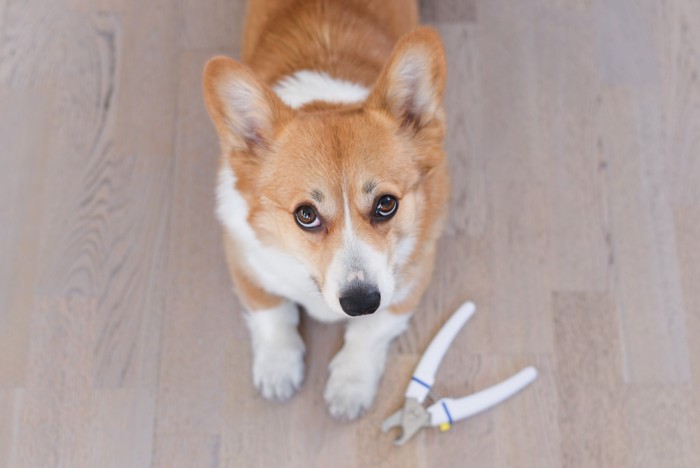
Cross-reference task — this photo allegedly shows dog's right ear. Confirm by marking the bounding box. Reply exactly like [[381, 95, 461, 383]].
[[203, 57, 293, 153]]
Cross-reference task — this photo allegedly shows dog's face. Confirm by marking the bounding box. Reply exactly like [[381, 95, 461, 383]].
[[259, 109, 432, 317], [205, 29, 447, 317]]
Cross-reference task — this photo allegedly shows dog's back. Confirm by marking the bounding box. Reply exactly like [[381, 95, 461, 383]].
[[241, 0, 419, 85]]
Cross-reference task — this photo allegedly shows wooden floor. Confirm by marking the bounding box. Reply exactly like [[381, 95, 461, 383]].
[[1, 0, 699, 466]]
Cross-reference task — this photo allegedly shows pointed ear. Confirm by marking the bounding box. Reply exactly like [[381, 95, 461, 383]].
[[203, 57, 293, 152], [366, 27, 446, 130]]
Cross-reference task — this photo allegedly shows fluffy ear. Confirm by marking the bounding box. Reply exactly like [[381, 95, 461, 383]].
[[203, 57, 292, 152], [367, 27, 447, 130]]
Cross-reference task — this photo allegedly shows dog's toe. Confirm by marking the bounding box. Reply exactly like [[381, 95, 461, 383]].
[[324, 376, 376, 420], [324, 349, 381, 420], [253, 341, 305, 401]]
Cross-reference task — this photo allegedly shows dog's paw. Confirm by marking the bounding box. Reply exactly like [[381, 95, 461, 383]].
[[252, 337, 305, 401], [324, 348, 381, 420]]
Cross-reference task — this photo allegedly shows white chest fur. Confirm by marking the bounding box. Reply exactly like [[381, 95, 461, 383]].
[[216, 165, 344, 322]]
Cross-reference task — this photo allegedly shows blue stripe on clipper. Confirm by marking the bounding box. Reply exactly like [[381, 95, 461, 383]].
[[441, 401, 453, 424], [411, 376, 431, 389]]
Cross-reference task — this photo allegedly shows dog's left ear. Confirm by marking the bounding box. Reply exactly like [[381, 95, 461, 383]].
[[366, 27, 446, 131]]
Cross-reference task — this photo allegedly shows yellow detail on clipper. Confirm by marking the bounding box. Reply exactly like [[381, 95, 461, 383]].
[[439, 423, 451, 432]]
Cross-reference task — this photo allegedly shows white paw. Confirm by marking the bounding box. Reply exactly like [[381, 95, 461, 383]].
[[252, 336, 305, 401], [324, 348, 382, 420]]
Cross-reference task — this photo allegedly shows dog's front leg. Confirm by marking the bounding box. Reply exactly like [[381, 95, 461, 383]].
[[225, 236, 305, 401], [245, 302, 305, 401], [324, 310, 411, 420]]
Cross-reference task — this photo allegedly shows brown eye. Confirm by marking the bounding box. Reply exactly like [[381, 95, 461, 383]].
[[374, 195, 398, 221], [295, 205, 321, 230]]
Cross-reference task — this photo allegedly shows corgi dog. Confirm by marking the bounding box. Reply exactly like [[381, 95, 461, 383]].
[[203, 0, 449, 420]]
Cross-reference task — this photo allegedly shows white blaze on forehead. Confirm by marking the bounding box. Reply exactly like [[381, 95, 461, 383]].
[[338, 190, 367, 282], [342, 190, 354, 242], [272, 70, 369, 109]]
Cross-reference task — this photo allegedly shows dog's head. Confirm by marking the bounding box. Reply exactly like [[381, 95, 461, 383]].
[[204, 28, 447, 318]]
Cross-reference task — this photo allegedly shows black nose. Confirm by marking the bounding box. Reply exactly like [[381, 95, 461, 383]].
[[339, 285, 381, 316]]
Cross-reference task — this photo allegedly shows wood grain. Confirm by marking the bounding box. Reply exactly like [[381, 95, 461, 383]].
[[0, 0, 6, 50], [554, 292, 627, 467], [475, 0, 556, 355], [419, 0, 476, 23], [493, 355, 561, 468], [88, 388, 156, 468], [152, 50, 233, 447], [674, 204, 700, 462], [598, 87, 690, 384], [674, 206, 700, 385], [533, 7, 612, 292], [440, 22, 487, 238], [0, 390, 18, 468], [153, 434, 221, 468], [0, 88, 50, 388], [624, 387, 700, 468], [2, 0, 700, 466], [12, 298, 96, 468], [180, 0, 247, 51], [657, 2, 700, 206]]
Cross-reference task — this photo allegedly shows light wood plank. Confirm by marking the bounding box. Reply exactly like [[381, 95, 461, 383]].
[[533, 7, 612, 291], [593, 1, 658, 86], [598, 87, 690, 383], [0, 1, 175, 389], [439, 23, 488, 238], [0, 88, 52, 387], [88, 0, 177, 389], [0, 390, 18, 468], [153, 49, 234, 445], [674, 205, 700, 385], [493, 355, 561, 468], [0, 0, 6, 50], [88, 388, 156, 468], [180, 0, 247, 51], [153, 434, 221, 468], [12, 298, 96, 468], [653, 0, 700, 205], [674, 204, 700, 452], [419, 0, 476, 23], [111, 0, 180, 157], [403, 234, 493, 358], [625, 387, 700, 468], [554, 292, 627, 467], [475, 0, 555, 354]]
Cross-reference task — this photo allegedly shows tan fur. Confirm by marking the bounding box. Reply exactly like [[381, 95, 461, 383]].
[[203, 1, 449, 317], [241, 0, 419, 85]]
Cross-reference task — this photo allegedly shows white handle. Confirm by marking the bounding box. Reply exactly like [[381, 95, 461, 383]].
[[405, 302, 476, 402], [427, 366, 538, 426]]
